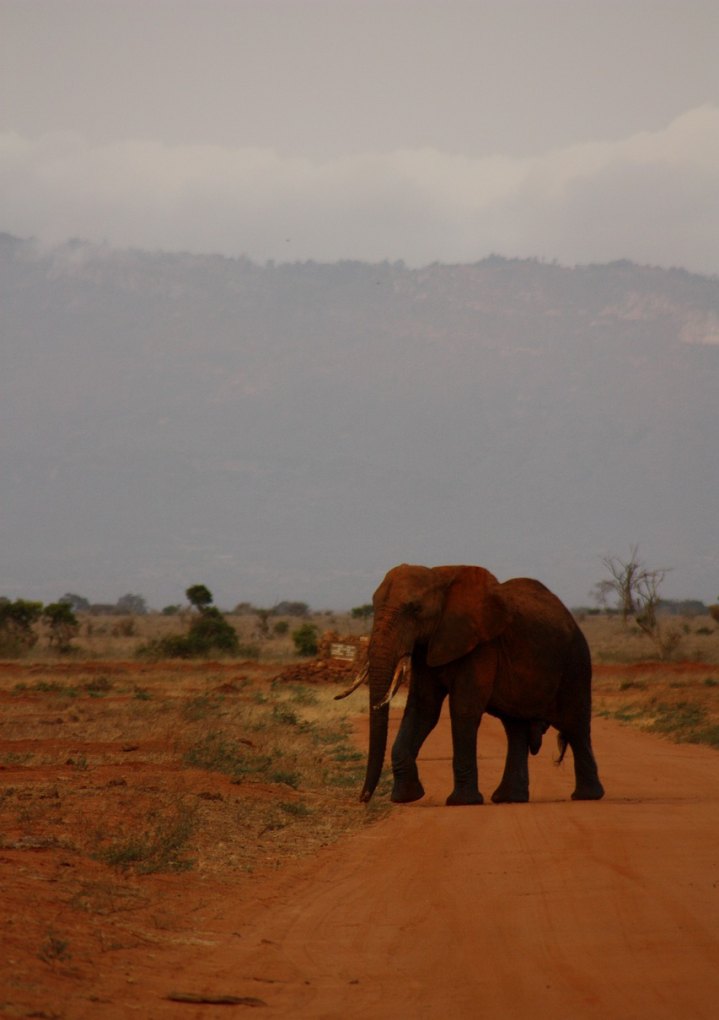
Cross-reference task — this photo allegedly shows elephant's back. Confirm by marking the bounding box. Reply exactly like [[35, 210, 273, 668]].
[[499, 577, 578, 638]]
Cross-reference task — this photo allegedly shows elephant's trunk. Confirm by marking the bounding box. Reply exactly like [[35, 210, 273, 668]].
[[359, 697, 389, 803], [359, 643, 409, 803]]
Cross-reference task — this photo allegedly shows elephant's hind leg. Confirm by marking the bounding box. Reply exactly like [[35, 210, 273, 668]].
[[561, 730, 605, 800], [491, 716, 530, 803]]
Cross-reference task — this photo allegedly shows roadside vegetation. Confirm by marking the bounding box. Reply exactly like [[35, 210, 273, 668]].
[[0, 662, 388, 881], [591, 662, 719, 749]]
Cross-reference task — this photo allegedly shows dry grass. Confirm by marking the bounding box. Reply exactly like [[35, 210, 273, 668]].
[[593, 662, 719, 748], [0, 661, 387, 882], [23, 609, 370, 661], [578, 612, 719, 664], [22, 608, 719, 666]]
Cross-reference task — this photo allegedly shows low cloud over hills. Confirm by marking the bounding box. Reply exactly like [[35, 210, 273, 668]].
[[1, 234, 717, 609]]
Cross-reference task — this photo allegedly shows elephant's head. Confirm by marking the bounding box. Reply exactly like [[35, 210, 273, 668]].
[[360, 563, 509, 802]]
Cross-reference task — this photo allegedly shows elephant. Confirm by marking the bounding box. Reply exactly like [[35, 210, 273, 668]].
[[353, 563, 604, 806]]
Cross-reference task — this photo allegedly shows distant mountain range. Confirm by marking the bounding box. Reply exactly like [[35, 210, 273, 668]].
[[1, 233, 717, 609]]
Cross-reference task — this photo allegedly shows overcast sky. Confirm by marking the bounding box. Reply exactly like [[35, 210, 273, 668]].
[[2, 0, 718, 271]]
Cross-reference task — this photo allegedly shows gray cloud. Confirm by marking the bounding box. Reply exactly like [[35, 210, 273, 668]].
[[1, 106, 717, 272]]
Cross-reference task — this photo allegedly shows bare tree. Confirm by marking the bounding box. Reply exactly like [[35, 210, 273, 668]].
[[593, 545, 679, 657]]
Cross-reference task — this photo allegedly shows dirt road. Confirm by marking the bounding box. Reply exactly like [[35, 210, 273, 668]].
[[52, 707, 717, 1020]]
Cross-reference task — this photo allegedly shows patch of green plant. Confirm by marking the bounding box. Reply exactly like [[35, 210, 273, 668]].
[[38, 931, 72, 964], [95, 803, 196, 874], [644, 700, 719, 747], [269, 769, 301, 789], [183, 732, 273, 780], [21, 679, 78, 698], [279, 800, 312, 817], [271, 704, 300, 727], [332, 747, 364, 763], [704, 678, 719, 687], [83, 675, 113, 696], [612, 705, 646, 724], [182, 693, 224, 721], [133, 686, 151, 700], [649, 700, 706, 732], [236, 642, 261, 660], [619, 679, 648, 691], [310, 719, 352, 746], [323, 766, 365, 788], [1, 751, 32, 766], [284, 683, 319, 706]]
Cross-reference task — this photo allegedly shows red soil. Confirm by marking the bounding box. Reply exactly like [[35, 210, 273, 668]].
[[2, 677, 718, 1018]]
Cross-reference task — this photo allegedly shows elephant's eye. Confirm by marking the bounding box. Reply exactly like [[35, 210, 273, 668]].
[[406, 601, 422, 616]]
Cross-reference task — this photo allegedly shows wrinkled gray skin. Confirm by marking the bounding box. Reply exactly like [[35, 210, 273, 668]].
[[361, 564, 604, 806]]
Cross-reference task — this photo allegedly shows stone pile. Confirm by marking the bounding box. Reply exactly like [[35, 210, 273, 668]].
[[274, 631, 368, 687]]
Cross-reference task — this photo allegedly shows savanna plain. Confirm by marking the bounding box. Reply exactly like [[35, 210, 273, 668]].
[[1, 610, 718, 1018]]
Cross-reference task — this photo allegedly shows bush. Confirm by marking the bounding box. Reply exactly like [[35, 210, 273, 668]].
[[0, 598, 43, 655], [186, 607, 239, 653], [292, 623, 319, 657], [42, 602, 79, 652], [140, 607, 239, 659]]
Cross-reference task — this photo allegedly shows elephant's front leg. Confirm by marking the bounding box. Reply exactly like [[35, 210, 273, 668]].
[[390, 668, 446, 803], [446, 679, 484, 806], [491, 717, 530, 803]]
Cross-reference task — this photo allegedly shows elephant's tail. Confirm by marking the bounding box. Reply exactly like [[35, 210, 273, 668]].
[[555, 732, 569, 765]]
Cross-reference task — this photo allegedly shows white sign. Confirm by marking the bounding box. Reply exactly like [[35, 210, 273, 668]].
[[330, 643, 357, 661]]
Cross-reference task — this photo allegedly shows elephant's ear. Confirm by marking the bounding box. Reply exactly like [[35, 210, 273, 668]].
[[427, 567, 509, 667]]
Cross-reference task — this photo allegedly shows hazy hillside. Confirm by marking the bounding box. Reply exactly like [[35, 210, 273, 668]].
[[1, 234, 717, 609]]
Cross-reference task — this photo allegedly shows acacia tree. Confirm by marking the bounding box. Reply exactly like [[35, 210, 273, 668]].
[[185, 584, 213, 613]]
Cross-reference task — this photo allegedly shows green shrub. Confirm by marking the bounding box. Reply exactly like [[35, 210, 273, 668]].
[[42, 602, 79, 652], [0, 598, 43, 655], [292, 623, 318, 657], [186, 607, 239, 654], [140, 606, 239, 658]]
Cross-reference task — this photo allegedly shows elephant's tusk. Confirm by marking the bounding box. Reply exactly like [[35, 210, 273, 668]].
[[333, 663, 369, 701], [373, 655, 411, 709]]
